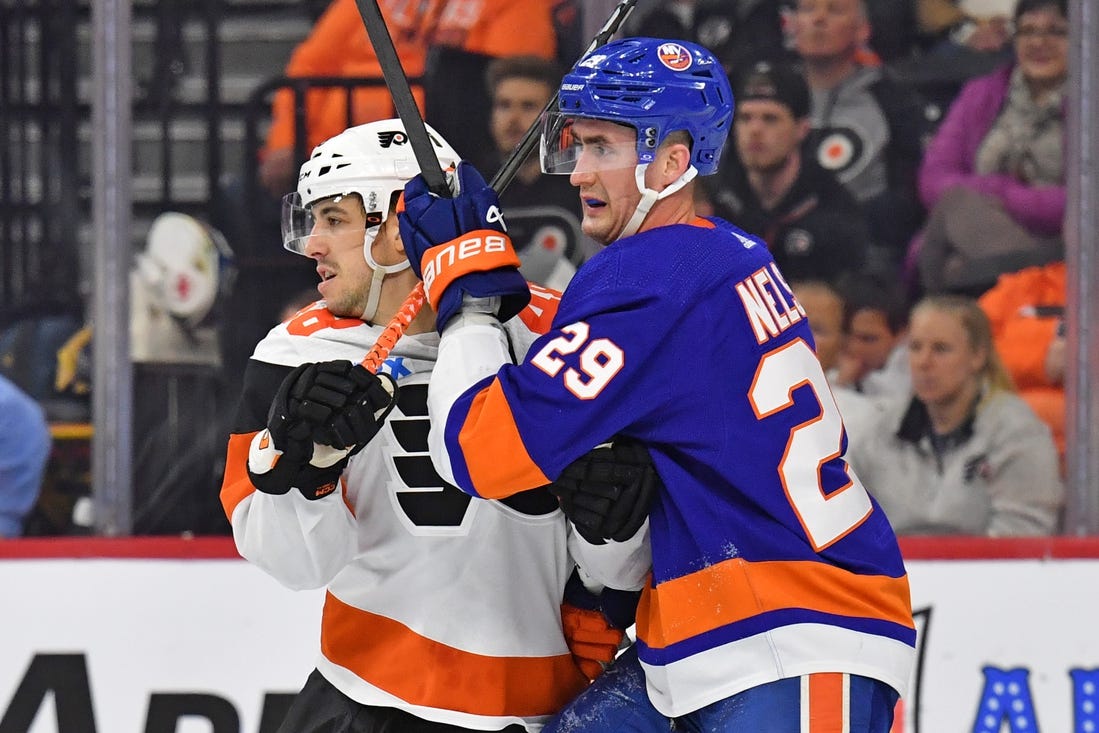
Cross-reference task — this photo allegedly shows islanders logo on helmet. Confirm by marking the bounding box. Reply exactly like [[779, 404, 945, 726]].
[[549, 38, 734, 176], [657, 42, 693, 71]]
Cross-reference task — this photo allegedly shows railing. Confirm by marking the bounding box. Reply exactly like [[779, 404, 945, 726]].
[[137, 0, 224, 213], [0, 0, 233, 314], [0, 0, 81, 312]]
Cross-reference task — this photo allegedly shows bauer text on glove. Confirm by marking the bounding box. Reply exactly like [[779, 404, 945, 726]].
[[397, 161, 530, 331]]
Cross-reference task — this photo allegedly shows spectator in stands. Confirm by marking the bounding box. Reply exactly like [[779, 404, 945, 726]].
[[482, 55, 587, 288], [793, 0, 929, 274], [790, 279, 883, 444], [698, 0, 794, 72], [847, 294, 1063, 536], [0, 374, 51, 538], [916, 0, 1015, 69], [420, 0, 557, 177], [705, 60, 870, 284], [624, 0, 697, 39], [628, 0, 794, 75], [257, 0, 557, 219], [260, 0, 426, 201], [864, 0, 923, 64], [978, 260, 1066, 468], [833, 274, 912, 396], [914, 0, 1068, 297]]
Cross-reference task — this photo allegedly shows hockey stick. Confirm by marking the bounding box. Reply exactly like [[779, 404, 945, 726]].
[[489, 0, 639, 194], [350, 0, 440, 373], [353, 0, 449, 197], [355, 0, 638, 373]]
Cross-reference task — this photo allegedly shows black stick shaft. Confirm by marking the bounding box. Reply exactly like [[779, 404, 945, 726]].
[[354, 0, 450, 197]]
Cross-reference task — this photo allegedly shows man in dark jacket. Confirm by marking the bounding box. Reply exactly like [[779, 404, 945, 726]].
[[705, 60, 870, 284], [793, 0, 929, 272]]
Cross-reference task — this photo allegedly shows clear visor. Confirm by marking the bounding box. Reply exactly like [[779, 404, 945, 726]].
[[540, 112, 640, 176], [280, 192, 378, 255]]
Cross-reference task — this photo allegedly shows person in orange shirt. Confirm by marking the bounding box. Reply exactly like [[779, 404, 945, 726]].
[[978, 261, 1067, 468], [259, 0, 558, 200]]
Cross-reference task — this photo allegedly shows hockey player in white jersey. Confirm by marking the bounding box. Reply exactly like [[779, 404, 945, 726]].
[[219, 119, 652, 733]]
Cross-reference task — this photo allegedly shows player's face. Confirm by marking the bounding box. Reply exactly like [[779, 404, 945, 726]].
[[907, 307, 985, 408], [845, 308, 899, 371], [567, 118, 642, 245], [302, 194, 372, 317], [793, 284, 845, 371], [491, 77, 554, 156], [793, 0, 869, 62], [735, 100, 807, 174], [1013, 7, 1069, 91]]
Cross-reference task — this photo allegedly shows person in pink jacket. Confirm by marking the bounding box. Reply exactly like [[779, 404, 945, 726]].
[[911, 0, 1067, 296]]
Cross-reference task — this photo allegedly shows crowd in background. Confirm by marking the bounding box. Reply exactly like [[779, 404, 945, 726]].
[[0, 0, 1072, 539]]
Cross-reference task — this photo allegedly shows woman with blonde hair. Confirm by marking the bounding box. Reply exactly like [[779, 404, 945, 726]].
[[846, 294, 1063, 535]]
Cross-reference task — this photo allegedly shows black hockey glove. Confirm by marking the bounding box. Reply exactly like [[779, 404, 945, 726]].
[[549, 438, 661, 544], [310, 364, 400, 451], [247, 361, 398, 500]]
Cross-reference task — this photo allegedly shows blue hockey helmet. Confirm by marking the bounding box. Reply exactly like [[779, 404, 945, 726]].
[[542, 37, 734, 176]]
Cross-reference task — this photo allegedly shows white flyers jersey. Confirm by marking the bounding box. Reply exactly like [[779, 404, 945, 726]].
[[220, 299, 591, 730]]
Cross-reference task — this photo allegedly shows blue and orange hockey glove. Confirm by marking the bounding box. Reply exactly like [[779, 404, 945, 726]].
[[561, 570, 641, 682], [397, 162, 530, 331]]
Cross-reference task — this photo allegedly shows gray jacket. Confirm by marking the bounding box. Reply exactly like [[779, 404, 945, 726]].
[[847, 391, 1064, 536]]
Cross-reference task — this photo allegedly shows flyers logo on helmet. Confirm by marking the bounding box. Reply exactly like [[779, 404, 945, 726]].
[[657, 43, 693, 71], [378, 130, 410, 148]]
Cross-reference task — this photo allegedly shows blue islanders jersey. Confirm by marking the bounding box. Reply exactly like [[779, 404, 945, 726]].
[[428, 217, 916, 717]]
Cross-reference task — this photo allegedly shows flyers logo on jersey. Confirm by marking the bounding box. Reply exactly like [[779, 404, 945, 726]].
[[657, 43, 693, 71]]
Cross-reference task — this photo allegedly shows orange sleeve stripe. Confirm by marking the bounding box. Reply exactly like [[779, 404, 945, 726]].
[[517, 303, 558, 335], [321, 591, 587, 716], [637, 558, 913, 649], [519, 285, 563, 334], [420, 231, 521, 309], [457, 381, 550, 499], [219, 432, 259, 520]]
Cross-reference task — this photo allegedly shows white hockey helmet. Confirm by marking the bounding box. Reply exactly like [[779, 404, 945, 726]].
[[281, 119, 461, 257], [135, 212, 236, 330]]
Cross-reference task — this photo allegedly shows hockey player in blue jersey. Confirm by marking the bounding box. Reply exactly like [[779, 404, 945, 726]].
[[382, 37, 915, 731]]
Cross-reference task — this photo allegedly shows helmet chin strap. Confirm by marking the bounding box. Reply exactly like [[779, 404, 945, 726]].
[[618, 164, 699, 240], [361, 226, 411, 323]]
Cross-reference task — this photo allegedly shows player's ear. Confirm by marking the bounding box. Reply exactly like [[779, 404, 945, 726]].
[[387, 196, 406, 254], [653, 138, 692, 188]]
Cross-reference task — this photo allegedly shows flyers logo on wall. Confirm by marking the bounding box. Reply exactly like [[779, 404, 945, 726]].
[[656, 42, 692, 71]]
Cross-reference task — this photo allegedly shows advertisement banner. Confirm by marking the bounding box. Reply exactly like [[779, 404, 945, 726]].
[[2, 537, 1098, 732], [0, 539, 322, 733]]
